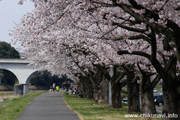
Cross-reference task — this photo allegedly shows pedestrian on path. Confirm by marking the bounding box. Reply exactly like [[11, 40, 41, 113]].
[[52, 82, 56, 92], [56, 86, 60, 91]]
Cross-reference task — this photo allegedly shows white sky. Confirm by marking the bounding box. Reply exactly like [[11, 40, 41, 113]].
[[0, 0, 34, 50]]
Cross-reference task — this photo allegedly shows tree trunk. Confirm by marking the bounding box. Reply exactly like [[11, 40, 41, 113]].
[[77, 81, 84, 97], [98, 87, 104, 100], [128, 80, 140, 112], [93, 82, 104, 103], [162, 77, 179, 120], [127, 72, 140, 112], [104, 79, 109, 104], [162, 58, 179, 120], [112, 83, 122, 108], [178, 80, 180, 120], [93, 88, 100, 103], [86, 87, 93, 99], [141, 90, 156, 114], [141, 74, 156, 114]]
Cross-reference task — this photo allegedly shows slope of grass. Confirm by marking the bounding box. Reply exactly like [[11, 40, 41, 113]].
[[64, 94, 161, 120], [0, 91, 46, 120]]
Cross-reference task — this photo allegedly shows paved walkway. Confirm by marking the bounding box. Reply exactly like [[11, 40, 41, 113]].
[[17, 91, 80, 120]]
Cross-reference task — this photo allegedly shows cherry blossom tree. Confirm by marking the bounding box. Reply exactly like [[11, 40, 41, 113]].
[[12, 0, 180, 118], [11, 0, 153, 112]]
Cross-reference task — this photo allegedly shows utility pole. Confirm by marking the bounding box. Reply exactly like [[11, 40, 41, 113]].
[[109, 65, 113, 106]]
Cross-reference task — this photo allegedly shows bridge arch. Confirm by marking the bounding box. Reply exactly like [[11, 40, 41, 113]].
[[0, 59, 38, 94], [0, 69, 18, 86], [26, 71, 39, 84]]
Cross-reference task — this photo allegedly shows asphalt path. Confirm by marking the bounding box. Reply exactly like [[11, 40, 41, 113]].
[[17, 91, 80, 120]]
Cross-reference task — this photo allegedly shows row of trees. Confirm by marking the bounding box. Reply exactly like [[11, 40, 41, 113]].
[[12, 0, 180, 119]]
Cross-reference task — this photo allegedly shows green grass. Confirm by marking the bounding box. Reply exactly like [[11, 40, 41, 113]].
[[155, 84, 162, 92], [64, 94, 161, 120], [0, 91, 46, 120], [0, 91, 14, 96]]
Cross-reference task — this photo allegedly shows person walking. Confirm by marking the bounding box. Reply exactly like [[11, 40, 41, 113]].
[[52, 82, 56, 92], [56, 86, 60, 91]]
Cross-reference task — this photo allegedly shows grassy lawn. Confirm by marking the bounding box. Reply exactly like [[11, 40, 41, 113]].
[[0, 91, 46, 120], [64, 94, 161, 120]]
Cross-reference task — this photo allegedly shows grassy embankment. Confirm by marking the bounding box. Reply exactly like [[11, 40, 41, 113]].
[[0, 91, 46, 120], [64, 94, 161, 120]]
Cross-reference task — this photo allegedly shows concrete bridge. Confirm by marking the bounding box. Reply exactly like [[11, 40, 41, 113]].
[[0, 59, 38, 95]]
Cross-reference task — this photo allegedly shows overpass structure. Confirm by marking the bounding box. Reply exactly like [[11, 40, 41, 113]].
[[0, 59, 38, 95]]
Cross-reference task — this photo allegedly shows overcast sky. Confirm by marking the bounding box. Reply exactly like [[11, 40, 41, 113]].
[[0, 0, 34, 50]]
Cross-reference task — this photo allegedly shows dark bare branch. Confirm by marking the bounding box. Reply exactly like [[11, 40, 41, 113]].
[[112, 22, 147, 33], [152, 74, 161, 88], [117, 50, 151, 59], [115, 73, 125, 83]]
